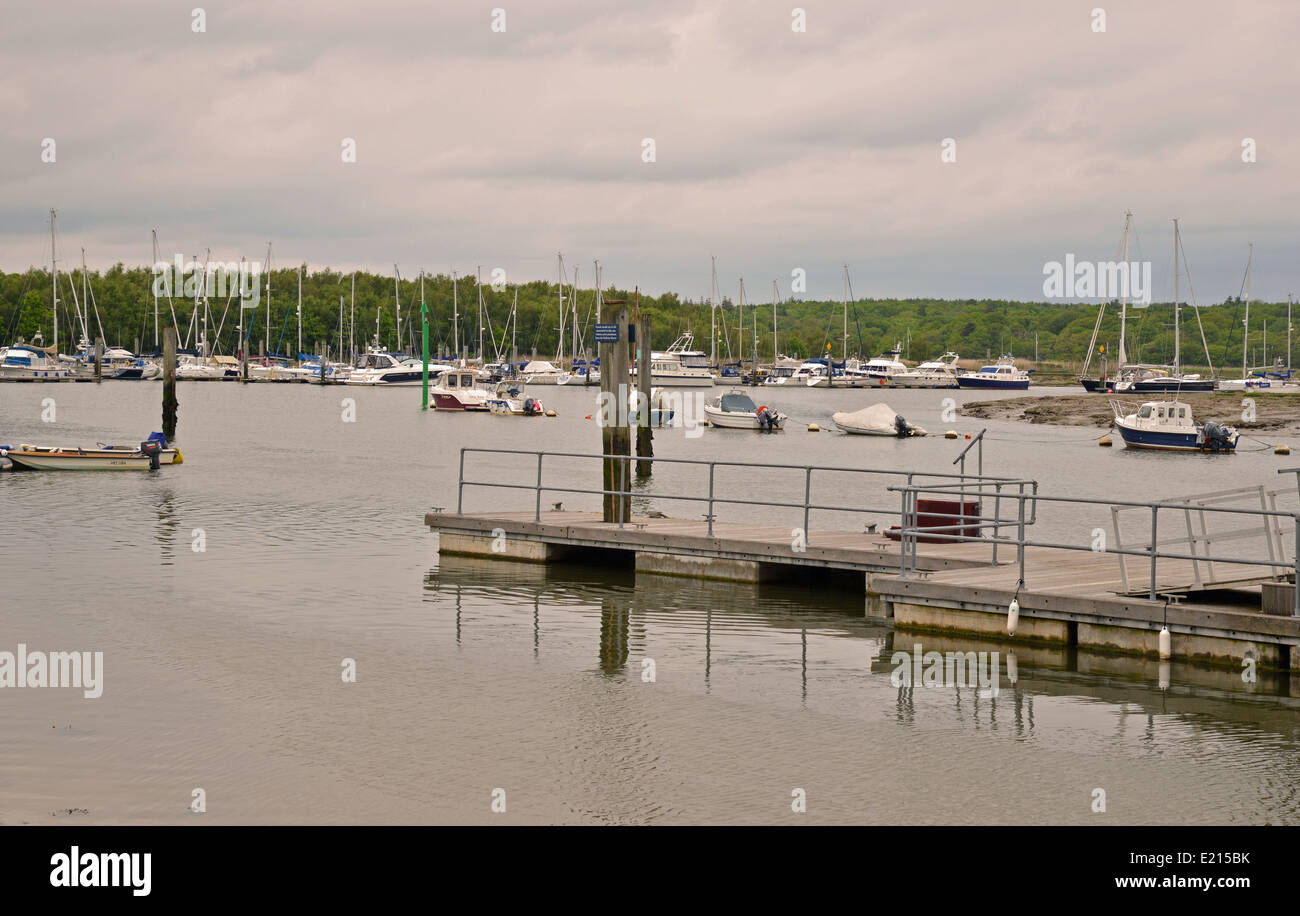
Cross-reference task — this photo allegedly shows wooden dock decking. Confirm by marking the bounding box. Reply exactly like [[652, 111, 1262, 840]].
[[423, 510, 1300, 666], [424, 509, 1000, 573]]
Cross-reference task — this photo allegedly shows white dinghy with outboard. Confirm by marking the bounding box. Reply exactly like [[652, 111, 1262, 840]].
[[831, 402, 927, 437]]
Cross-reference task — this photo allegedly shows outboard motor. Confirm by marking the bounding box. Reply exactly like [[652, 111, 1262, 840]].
[[523, 398, 538, 416], [1200, 421, 1232, 451], [139, 438, 163, 470], [895, 414, 910, 437]]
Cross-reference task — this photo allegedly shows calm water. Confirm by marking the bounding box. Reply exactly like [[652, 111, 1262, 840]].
[[2, 380, 1298, 824]]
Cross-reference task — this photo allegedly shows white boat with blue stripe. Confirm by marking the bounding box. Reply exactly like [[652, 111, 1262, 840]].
[[1112, 399, 1237, 452]]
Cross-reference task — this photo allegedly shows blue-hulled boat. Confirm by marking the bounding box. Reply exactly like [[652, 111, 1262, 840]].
[[956, 356, 1030, 390], [1112, 400, 1237, 452]]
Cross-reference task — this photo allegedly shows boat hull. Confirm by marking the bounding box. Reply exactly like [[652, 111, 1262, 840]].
[[956, 377, 1030, 390], [702, 405, 783, 429], [6, 451, 151, 470], [1114, 424, 1236, 452], [430, 391, 489, 411]]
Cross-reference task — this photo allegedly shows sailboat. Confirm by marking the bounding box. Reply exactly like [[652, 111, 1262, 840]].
[[1112, 219, 1215, 393]]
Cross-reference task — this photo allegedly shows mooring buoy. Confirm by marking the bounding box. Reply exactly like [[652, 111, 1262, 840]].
[[944, 430, 958, 439], [1276, 444, 1291, 455], [1099, 436, 1112, 447], [545, 410, 557, 417], [807, 423, 820, 432]]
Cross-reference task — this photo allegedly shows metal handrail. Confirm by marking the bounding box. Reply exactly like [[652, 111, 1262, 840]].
[[890, 480, 1300, 616], [455, 447, 1019, 543]]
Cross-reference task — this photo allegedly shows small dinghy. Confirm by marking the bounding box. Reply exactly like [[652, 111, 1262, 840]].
[[485, 382, 545, 416], [831, 403, 927, 437], [702, 390, 785, 430], [2, 432, 182, 470], [629, 387, 676, 426]]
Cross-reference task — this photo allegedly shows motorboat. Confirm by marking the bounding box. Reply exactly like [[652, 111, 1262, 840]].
[[485, 381, 545, 416], [956, 356, 1030, 390], [0, 336, 75, 381], [761, 358, 805, 386], [860, 344, 909, 382], [890, 352, 961, 389], [1110, 365, 1214, 393], [519, 360, 568, 385], [703, 390, 784, 430], [831, 403, 927, 437], [635, 334, 713, 387], [429, 368, 491, 410], [1112, 399, 1236, 452], [2, 433, 182, 470], [345, 348, 430, 386]]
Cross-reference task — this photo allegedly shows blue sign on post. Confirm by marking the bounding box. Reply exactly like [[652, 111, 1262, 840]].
[[594, 323, 619, 343]]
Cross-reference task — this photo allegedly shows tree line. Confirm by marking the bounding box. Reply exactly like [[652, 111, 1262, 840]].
[[0, 264, 1291, 370]]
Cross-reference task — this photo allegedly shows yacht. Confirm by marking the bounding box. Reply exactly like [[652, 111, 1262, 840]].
[[890, 352, 961, 388], [0, 336, 74, 381], [956, 356, 1031, 390], [860, 343, 909, 382], [345, 347, 433, 386]]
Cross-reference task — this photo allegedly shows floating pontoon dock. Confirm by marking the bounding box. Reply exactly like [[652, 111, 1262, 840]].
[[425, 448, 1300, 671]]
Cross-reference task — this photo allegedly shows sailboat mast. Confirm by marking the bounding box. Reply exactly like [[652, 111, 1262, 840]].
[[572, 266, 579, 363], [297, 265, 303, 357], [842, 264, 848, 362], [266, 243, 272, 356], [393, 266, 401, 353], [50, 208, 57, 354], [476, 266, 484, 362], [1244, 243, 1253, 379], [1172, 219, 1180, 374], [556, 253, 565, 365], [452, 270, 459, 359], [772, 279, 778, 362], [349, 272, 355, 362], [152, 229, 160, 348], [710, 256, 717, 369], [1118, 211, 1130, 366], [738, 279, 744, 374]]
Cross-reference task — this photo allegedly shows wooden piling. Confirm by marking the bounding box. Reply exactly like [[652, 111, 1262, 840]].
[[636, 311, 653, 477], [599, 306, 632, 522], [162, 327, 178, 441], [94, 338, 103, 383]]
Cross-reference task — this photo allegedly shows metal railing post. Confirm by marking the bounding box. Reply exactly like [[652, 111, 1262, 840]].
[[1294, 516, 1299, 617], [535, 452, 544, 521], [1149, 505, 1159, 601], [992, 483, 1002, 565], [803, 467, 813, 546], [707, 462, 715, 536], [457, 448, 466, 514], [1017, 485, 1026, 585]]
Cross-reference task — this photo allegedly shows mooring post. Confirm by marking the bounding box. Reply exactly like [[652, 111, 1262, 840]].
[[600, 305, 632, 522], [162, 326, 178, 441], [635, 311, 653, 477], [94, 337, 103, 383]]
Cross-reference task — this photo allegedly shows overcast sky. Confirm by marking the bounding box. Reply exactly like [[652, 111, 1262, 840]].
[[2, 0, 1297, 303]]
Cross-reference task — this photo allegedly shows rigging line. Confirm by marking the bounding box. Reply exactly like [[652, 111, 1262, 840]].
[[1177, 234, 1215, 376], [846, 272, 864, 358]]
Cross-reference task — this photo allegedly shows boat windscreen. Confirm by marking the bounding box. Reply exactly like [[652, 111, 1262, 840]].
[[720, 393, 757, 412]]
